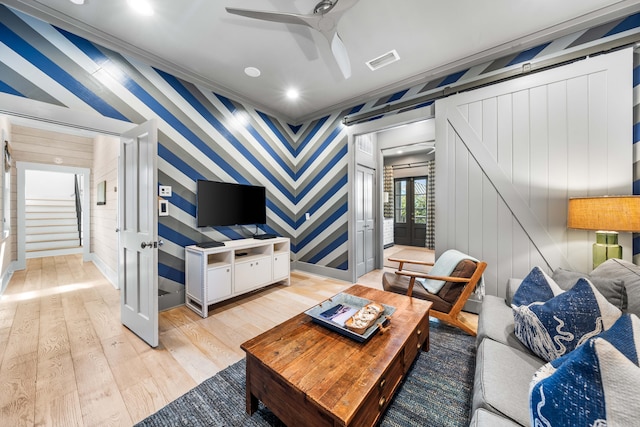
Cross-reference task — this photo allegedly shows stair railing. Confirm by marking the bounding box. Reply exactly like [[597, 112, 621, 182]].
[[74, 175, 82, 246]]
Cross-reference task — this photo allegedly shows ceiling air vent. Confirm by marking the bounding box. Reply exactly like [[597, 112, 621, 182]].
[[366, 50, 400, 71]]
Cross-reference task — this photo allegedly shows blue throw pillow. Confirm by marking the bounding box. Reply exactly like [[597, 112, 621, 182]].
[[512, 267, 621, 362], [512, 266, 563, 307], [530, 314, 640, 426]]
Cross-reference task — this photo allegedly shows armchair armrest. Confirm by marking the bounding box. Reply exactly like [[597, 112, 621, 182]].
[[387, 256, 435, 272], [394, 270, 471, 297], [394, 270, 471, 283]]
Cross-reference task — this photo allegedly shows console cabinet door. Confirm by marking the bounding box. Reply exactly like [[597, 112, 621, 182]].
[[235, 256, 272, 292], [207, 265, 232, 302], [273, 253, 289, 281]]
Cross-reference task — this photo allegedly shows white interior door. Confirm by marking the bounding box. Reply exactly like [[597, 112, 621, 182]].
[[119, 120, 158, 347], [355, 165, 375, 277]]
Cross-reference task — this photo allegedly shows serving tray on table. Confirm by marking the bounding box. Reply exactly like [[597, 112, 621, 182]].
[[304, 292, 395, 342]]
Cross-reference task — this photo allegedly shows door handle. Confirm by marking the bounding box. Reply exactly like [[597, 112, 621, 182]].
[[141, 240, 163, 249]]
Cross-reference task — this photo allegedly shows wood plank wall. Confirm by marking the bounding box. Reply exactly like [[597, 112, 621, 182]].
[[435, 49, 632, 301], [91, 135, 119, 282]]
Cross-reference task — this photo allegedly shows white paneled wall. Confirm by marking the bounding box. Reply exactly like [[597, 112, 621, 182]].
[[92, 134, 119, 284], [436, 48, 633, 304]]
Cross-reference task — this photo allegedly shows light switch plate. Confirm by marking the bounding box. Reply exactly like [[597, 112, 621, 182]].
[[159, 199, 169, 216], [159, 185, 172, 197]]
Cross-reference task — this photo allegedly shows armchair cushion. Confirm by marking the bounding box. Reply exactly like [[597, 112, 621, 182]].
[[419, 249, 478, 294], [382, 272, 453, 313], [382, 257, 478, 313], [437, 258, 479, 305]]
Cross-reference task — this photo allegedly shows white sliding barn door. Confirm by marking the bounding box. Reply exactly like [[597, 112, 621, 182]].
[[435, 48, 632, 304]]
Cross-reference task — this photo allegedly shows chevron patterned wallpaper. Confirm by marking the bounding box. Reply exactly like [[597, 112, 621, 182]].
[[1, 5, 640, 297]]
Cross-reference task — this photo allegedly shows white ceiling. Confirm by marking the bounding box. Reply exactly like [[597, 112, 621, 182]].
[[6, 0, 640, 123]]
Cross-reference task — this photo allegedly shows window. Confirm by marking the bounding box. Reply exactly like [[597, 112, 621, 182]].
[[414, 177, 427, 225], [394, 180, 406, 223]]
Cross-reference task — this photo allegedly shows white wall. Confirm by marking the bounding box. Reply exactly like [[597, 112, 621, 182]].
[[25, 170, 74, 199], [91, 134, 119, 285], [0, 117, 11, 292]]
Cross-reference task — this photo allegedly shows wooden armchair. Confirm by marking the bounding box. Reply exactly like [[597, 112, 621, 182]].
[[382, 253, 487, 336]]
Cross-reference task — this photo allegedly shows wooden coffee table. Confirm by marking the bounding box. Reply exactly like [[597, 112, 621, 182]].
[[240, 284, 432, 427]]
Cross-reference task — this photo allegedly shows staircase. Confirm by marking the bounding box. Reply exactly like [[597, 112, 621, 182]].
[[25, 198, 82, 256]]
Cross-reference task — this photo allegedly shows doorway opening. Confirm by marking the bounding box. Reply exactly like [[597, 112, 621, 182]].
[[348, 109, 435, 283], [17, 162, 91, 270], [24, 169, 85, 257]]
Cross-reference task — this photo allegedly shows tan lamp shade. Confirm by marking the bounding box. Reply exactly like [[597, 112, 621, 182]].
[[567, 196, 640, 232]]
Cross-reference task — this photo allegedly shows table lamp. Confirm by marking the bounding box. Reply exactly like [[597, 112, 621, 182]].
[[567, 196, 640, 268]]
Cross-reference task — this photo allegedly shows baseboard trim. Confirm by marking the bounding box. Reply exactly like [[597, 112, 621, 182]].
[[292, 261, 352, 283], [91, 254, 118, 289]]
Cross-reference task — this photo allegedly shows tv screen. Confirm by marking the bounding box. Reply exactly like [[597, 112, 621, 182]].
[[196, 180, 266, 227]]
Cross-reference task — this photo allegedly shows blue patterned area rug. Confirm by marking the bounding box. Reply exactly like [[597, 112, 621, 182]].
[[136, 321, 476, 427]]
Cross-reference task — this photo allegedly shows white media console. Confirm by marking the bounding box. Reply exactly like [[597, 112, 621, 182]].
[[185, 237, 290, 318]]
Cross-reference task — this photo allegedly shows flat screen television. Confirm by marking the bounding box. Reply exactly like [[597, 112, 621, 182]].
[[196, 180, 266, 227]]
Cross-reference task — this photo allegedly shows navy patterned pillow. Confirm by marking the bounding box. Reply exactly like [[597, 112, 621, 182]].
[[530, 314, 640, 426], [512, 267, 621, 362]]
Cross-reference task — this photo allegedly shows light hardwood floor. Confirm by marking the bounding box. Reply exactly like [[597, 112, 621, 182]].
[[0, 250, 476, 426]]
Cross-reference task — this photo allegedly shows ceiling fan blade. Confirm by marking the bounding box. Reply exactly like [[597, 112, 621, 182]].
[[225, 7, 319, 29], [330, 32, 351, 79]]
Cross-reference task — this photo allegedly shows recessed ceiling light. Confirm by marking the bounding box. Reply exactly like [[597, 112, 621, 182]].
[[69, 0, 85, 4], [128, 0, 154, 16], [244, 67, 261, 78], [286, 88, 299, 100]]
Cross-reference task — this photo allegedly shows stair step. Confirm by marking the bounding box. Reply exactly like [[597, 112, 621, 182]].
[[26, 218, 77, 227], [26, 199, 76, 207], [26, 240, 80, 251], [26, 205, 76, 213], [26, 232, 80, 242], [26, 225, 78, 234], [26, 212, 78, 220]]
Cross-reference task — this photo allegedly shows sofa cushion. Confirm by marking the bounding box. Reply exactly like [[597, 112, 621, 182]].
[[476, 295, 530, 354], [530, 314, 640, 426], [512, 267, 621, 362], [472, 338, 542, 426], [505, 278, 523, 307], [469, 408, 522, 427], [591, 258, 640, 317], [552, 267, 627, 310]]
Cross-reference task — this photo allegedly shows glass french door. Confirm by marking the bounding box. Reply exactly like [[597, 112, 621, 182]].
[[393, 176, 427, 247]]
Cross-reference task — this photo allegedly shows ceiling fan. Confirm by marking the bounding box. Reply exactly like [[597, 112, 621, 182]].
[[225, 0, 360, 79]]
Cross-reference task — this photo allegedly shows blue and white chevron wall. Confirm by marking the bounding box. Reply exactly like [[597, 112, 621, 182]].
[[634, 50, 640, 265], [1, 4, 640, 296]]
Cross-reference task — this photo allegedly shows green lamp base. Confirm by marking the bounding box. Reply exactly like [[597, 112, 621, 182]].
[[592, 231, 622, 269]]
